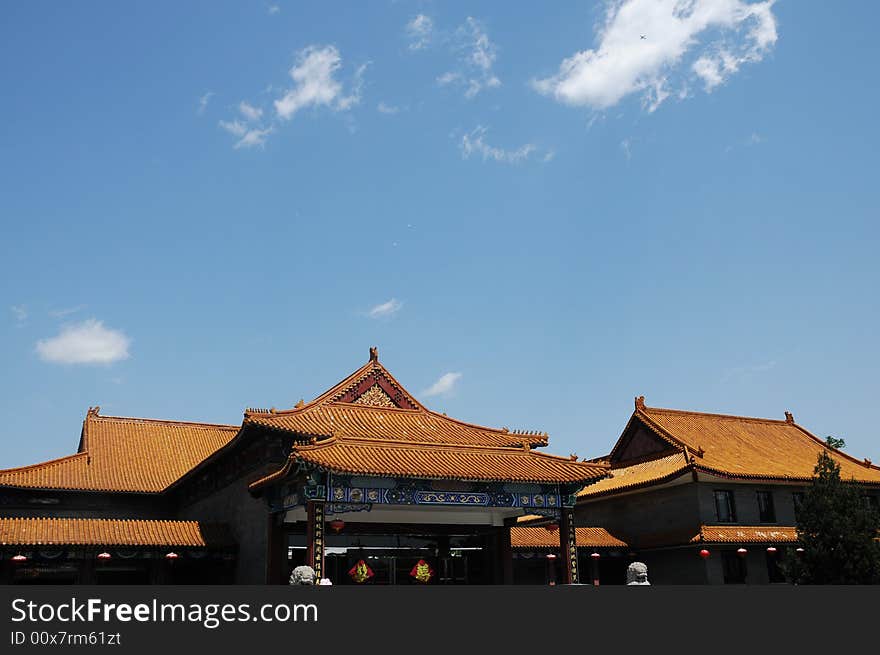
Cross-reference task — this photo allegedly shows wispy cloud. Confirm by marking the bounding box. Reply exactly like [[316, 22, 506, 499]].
[[377, 101, 400, 115], [275, 45, 365, 120], [219, 100, 272, 148], [721, 359, 777, 383], [406, 14, 433, 51], [620, 137, 633, 160], [367, 298, 403, 319], [239, 101, 263, 122], [197, 91, 214, 115], [36, 319, 131, 365], [267, 4, 280, 15], [438, 17, 501, 98], [421, 372, 462, 398], [459, 126, 540, 164], [533, 0, 777, 112], [49, 305, 85, 319], [10, 305, 27, 323], [747, 131, 765, 145]]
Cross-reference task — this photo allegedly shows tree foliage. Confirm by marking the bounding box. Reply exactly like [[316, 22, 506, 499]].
[[783, 437, 880, 584]]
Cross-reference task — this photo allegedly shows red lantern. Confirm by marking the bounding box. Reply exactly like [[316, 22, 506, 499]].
[[590, 552, 601, 560], [795, 547, 805, 554], [736, 547, 747, 557], [329, 519, 345, 534], [546, 553, 557, 560], [97, 552, 112, 561], [165, 551, 179, 561], [544, 523, 559, 532], [11, 554, 27, 563], [766, 546, 777, 554], [699, 549, 710, 559]]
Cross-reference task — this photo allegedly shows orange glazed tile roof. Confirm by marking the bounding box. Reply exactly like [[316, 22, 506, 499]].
[[0, 409, 239, 493], [510, 526, 628, 549], [0, 517, 234, 548], [578, 452, 692, 499], [635, 402, 880, 484], [244, 358, 548, 449], [250, 435, 608, 489], [690, 525, 799, 544]]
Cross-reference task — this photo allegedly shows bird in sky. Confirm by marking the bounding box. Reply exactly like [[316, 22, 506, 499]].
[[640, 34, 647, 39]]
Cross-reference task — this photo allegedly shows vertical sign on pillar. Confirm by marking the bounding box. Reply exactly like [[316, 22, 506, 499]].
[[306, 500, 326, 581], [559, 508, 579, 584]]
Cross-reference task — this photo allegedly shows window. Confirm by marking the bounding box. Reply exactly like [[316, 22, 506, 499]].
[[864, 495, 879, 513], [714, 490, 737, 522], [721, 550, 747, 584], [756, 491, 776, 522]]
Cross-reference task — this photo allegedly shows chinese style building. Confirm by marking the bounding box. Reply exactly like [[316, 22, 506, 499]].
[[0, 348, 607, 585], [2, 353, 878, 586], [571, 396, 880, 584]]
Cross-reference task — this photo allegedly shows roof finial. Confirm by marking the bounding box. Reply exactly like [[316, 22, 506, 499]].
[[369, 346, 378, 362], [635, 395, 646, 411], [784, 411, 794, 424], [87, 406, 100, 417], [295, 399, 304, 409]]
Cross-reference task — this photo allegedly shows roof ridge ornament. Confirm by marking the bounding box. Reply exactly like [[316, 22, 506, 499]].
[[784, 411, 794, 424], [635, 395, 646, 411], [87, 406, 101, 417], [369, 346, 378, 362], [295, 399, 305, 409]]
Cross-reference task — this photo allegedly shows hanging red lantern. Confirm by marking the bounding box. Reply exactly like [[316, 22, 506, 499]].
[[590, 552, 601, 560], [545, 553, 557, 560], [736, 547, 747, 557], [795, 547, 805, 554], [348, 559, 374, 584], [699, 549, 710, 559], [329, 519, 345, 534], [165, 551, 179, 561], [97, 552, 112, 561], [11, 554, 27, 563], [544, 523, 559, 532], [410, 559, 435, 584], [766, 546, 777, 554]]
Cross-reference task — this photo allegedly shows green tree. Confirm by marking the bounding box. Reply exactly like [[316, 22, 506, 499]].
[[783, 437, 880, 584]]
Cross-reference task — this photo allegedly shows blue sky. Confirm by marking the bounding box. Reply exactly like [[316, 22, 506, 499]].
[[2, 1, 878, 470]]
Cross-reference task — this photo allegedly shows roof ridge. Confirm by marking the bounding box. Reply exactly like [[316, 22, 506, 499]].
[[90, 414, 240, 430], [641, 404, 790, 425], [787, 422, 880, 472], [421, 406, 548, 441]]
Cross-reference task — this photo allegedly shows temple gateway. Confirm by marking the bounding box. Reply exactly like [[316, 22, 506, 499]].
[[2, 349, 878, 585]]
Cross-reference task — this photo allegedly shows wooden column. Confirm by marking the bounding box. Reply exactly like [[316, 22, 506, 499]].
[[559, 508, 579, 585], [266, 512, 285, 585], [306, 500, 325, 581]]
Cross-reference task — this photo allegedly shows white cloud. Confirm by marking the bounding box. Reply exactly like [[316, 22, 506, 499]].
[[460, 126, 538, 164], [377, 101, 400, 115], [197, 91, 214, 115], [219, 119, 272, 149], [268, 4, 280, 15], [533, 0, 777, 112], [274, 45, 364, 120], [421, 372, 462, 398], [406, 14, 433, 51], [367, 299, 402, 319], [747, 131, 765, 145], [239, 101, 263, 121], [36, 319, 131, 365], [442, 17, 501, 98], [10, 305, 27, 323]]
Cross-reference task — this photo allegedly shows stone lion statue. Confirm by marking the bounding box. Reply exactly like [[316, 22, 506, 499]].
[[626, 561, 650, 585], [290, 565, 316, 585]]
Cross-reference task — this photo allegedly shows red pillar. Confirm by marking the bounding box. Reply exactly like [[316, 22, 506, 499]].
[[559, 509, 579, 584], [306, 501, 325, 581], [266, 512, 285, 584]]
